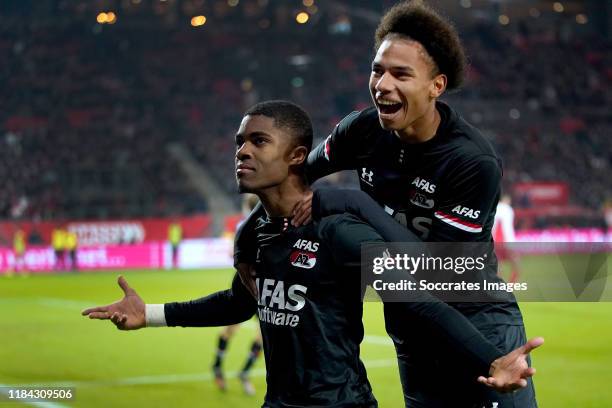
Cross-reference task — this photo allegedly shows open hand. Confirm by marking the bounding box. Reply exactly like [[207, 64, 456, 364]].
[[81, 276, 146, 330], [478, 337, 544, 393]]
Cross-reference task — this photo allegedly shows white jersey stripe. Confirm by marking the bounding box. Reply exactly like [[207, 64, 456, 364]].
[[434, 211, 483, 233]]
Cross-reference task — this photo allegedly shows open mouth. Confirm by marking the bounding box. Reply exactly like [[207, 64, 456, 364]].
[[377, 100, 403, 116]]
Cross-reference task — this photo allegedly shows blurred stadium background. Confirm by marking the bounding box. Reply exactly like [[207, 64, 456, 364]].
[[0, 0, 610, 407]]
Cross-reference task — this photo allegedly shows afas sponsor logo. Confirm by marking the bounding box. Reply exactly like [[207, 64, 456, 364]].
[[411, 177, 436, 194], [257, 278, 308, 327], [291, 239, 318, 269], [293, 239, 319, 252], [451, 205, 481, 219], [437, 205, 483, 233], [257, 278, 307, 311], [435, 210, 483, 233]]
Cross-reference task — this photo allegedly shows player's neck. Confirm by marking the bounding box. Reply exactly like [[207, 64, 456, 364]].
[[394, 103, 440, 144], [258, 177, 310, 218]]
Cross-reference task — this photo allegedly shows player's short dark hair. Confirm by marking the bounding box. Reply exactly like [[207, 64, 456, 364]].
[[374, 1, 467, 90], [245, 100, 313, 153]]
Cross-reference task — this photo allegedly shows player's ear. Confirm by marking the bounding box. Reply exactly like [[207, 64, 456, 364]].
[[430, 73, 447, 98], [288, 145, 308, 166]]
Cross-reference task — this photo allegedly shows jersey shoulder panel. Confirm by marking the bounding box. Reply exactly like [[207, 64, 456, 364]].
[[451, 123, 499, 161], [439, 102, 500, 163], [334, 106, 381, 142]]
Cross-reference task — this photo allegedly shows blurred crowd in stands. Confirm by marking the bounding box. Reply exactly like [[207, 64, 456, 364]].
[[0, 0, 609, 229]]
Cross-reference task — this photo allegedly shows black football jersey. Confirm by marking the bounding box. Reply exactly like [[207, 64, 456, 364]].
[[308, 102, 501, 243], [168, 211, 506, 407], [252, 215, 376, 407], [307, 102, 523, 326]]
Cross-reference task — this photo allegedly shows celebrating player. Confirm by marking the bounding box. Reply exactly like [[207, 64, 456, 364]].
[[235, 2, 538, 407], [83, 100, 543, 408]]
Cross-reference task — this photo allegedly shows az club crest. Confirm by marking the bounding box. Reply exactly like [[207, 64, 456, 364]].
[[409, 191, 434, 209], [290, 250, 317, 269]]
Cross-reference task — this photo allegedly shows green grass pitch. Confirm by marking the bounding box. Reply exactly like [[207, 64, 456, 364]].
[[1, 254, 611, 407]]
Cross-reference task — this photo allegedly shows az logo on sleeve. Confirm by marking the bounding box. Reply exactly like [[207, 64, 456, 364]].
[[290, 250, 317, 269]]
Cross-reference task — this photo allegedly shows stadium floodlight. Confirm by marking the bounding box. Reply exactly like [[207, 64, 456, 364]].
[[191, 15, 207, 27], [296, 12, 309, 24], [96, 12, 108, 24]]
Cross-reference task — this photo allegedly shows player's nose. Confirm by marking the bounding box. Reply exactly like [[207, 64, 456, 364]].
[[236, 142, 252, 160], [374, 72, 393, 93]]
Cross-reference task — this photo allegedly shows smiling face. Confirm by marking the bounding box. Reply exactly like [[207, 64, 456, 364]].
[[369, 36, 446, 134], [235, 115, 303, 194]]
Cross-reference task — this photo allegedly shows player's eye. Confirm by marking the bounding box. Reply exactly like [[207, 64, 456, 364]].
[[371, 63, 385, 73], [393, 70, 412, 80], [253, 137, 266, 146]]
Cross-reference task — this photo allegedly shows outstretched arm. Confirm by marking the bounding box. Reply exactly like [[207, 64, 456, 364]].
[[318, 214, 543, 393], [82, 273, 257, 329], [311, 188, 420, 242], [164, 272, 257, 327]]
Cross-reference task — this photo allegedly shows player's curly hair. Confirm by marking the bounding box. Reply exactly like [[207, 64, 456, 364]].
[[374, 0, 467, 91]]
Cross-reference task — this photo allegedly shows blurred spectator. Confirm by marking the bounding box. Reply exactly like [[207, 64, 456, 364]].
[[0, 1, 608, 228]]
